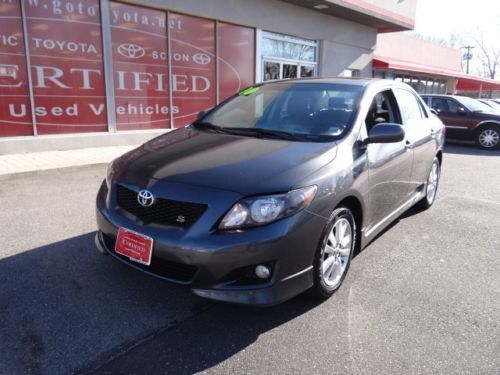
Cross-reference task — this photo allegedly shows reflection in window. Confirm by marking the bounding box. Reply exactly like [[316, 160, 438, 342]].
[[264, 61, 280, 81], [300, 65, 314, 78], [283, 64, 297, 79], [262, 34, 316, 62]]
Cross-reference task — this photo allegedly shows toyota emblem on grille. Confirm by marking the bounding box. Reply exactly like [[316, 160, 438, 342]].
[[137, 190, 155, 207]]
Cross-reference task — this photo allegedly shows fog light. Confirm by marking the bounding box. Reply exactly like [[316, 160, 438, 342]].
[[255, 265, 271, 279]]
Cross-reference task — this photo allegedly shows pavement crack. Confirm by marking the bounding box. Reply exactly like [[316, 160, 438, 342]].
[[74, 301, 218, 375]]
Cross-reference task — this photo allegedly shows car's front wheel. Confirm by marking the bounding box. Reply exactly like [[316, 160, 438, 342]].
[[416, 157, 440, 210], [310, 207, 356, 299], [475, 125, 500, 150]]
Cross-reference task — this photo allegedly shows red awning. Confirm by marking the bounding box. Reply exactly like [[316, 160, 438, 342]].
[[373, 57, 500, 92], [456, 77, 500, 92]]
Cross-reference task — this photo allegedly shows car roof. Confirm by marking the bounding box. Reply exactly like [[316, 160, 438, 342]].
[[421, 94, 472, 100], [261, 77, 411, 90]]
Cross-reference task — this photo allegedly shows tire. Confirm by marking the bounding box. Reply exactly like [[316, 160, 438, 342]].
[[475, 125, 500, 150], [416, 157, 440, 210], [310, 206, 356, 299]]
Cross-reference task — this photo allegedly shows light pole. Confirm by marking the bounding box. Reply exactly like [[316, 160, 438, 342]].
[[461, 46, 475, 74]]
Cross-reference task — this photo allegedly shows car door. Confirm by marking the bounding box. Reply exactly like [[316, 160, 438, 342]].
[[394, 88, 436, 192], [364, 89, 414, 229], [430, 97, 475, 139]]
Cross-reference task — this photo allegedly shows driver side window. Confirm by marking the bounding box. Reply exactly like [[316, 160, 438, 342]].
[[365, 90, 400, 133], [446, 99, 461, 113]]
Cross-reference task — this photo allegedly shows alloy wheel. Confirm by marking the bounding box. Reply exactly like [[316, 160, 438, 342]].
[[478, 129, 500, 148], [321, 217, 352, 288], [426, 160, 439, 203]]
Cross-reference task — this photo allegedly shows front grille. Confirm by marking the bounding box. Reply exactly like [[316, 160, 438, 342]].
[[102, 233, 198, 283], [116, 184, 208, 228]]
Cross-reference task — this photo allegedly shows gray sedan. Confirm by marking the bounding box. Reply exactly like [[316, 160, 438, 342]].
[[95, 78, 445, 305]]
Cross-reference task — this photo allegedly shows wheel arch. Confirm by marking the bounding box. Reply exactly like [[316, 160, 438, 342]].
[[436, 150, 443, 166], [335, 195, 363, 252], [473, 120, 500, 135]]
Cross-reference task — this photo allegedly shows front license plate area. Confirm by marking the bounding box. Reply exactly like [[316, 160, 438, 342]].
[[115, 227, 153, 266]]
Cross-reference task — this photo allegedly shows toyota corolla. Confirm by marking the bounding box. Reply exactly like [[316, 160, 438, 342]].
[[95, 78, 444, 305]]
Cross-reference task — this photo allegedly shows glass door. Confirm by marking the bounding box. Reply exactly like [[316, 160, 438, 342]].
[[282, 63, 298, 79], [263, 60, 315, 81]]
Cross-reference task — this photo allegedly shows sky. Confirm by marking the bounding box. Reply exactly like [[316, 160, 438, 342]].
[[411, 0, 500, 76]]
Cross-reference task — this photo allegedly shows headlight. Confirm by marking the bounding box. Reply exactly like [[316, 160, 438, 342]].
[[219, 185, 317, 230]]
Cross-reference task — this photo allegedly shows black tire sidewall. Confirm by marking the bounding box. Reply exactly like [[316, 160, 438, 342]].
[[312, 207, 356, 298]]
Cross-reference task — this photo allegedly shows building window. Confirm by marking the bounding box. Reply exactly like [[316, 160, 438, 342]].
[[342, 69, 361, 78], [261, 31, 318, 81]]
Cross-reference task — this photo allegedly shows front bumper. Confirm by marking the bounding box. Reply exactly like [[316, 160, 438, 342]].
[[95, 181, 327, 305]]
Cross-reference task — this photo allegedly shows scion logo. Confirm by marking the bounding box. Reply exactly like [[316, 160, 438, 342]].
[[118, 43, 145, 59], [193, 53, 211, 65], [137, 190, 155, 207]]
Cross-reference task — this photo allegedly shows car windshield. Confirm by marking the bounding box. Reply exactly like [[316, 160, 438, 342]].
[[199, 82, 365, 142], [484, 100, 500, 110], [455, 96, 493, 112]]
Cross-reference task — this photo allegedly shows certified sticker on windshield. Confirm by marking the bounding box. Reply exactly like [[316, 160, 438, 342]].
[[239, 86, 260, 96]]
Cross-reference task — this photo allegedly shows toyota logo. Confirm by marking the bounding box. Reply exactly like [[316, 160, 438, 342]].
[[193, 53, 211, 65], [118, 43, 145, 59], [137, 190, 155, 207]]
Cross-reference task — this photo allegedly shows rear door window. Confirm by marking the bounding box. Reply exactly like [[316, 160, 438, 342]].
[[393, 89, 423, 124]]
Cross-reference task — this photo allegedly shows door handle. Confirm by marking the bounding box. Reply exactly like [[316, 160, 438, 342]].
[[405, 140, 412, 150]]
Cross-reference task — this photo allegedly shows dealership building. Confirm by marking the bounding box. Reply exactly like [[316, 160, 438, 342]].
[[0, 0, 420, 152]]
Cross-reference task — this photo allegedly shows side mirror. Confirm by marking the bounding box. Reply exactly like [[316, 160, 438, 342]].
[[365, 123, 405, 144], [458, 107, 467, 116], [196, 110, 206, 120], [429, 108, 438, 116]]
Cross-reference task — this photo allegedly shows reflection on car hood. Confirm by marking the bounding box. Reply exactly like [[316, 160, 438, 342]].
[[115, 127, 338, 195]]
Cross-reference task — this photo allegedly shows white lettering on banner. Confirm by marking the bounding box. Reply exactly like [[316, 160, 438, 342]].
[[172, 75, 210, 93], [89, 103, 105, 115], [115, 104, 179, 115], [33, 66, 68, 88], [1, 64, 210, 92], [172, 53, 189, 62], [152, 52, 190, 62], [32, 66, 101, 89], [0, 64, 22, 88], [32, 38, 98, 54], [27, 0, 97, 17], [1, 35, 18, 47], [9, 104, 26, 117], [7, 102, 180, 118], [69, 68, 101, 89], [9, 103, 78, 117], [111, 9, 173, 30]]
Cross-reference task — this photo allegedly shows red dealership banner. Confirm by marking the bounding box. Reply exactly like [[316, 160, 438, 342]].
[[0, 0, 33, 136], [218, 22, 255, 102], [170, 13, 216, 128], [0, 2, 256, 138], [24, 0, 107, 134], [110, 2, 171, 130]]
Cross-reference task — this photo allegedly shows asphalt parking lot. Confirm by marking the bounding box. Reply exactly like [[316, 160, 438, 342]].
[[0, 142, 499, 375]]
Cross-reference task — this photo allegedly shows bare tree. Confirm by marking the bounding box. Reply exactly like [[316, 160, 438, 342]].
[[473, 31, 500, 79]]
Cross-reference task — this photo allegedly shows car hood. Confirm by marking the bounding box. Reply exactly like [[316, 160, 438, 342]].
[[114, 127, 338, 196]]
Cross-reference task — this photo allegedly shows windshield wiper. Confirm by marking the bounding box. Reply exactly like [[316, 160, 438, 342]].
[[222, 127, 307, 141], [192, 121, 226, 133]]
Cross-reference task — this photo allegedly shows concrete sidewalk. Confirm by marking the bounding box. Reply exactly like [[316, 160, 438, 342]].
[[0, 145, 137, 177]]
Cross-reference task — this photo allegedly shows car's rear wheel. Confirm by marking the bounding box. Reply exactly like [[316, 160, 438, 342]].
[[475, 125, 500, 149], [310, 207, 356, 299], [416, 157, 440, 210]]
